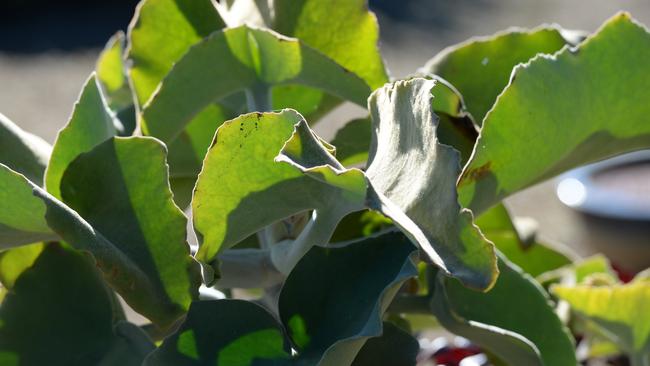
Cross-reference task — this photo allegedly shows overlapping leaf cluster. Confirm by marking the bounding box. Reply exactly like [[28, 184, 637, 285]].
[[1, 0, 650, 364]]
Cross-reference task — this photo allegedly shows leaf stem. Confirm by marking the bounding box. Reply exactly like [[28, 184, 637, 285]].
[[271, 209, 341, 275], [245, 83, 272, 112]]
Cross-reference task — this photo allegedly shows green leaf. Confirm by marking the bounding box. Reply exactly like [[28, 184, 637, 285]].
[[127, 0, 225, 106], [422, 26, 569, 123], [476, 205, 573, 277], [0, 113, 51, 186], [140, 25, 371, 142], [0, 243, 44, 289], [58, 136, 201, 328], [143, 299, 290, 365], [437, 256, 577, 366], [459, 13, 650, 214], [45, 74, 118, 199], [0, 243, 154, 365], [331, 117, 372, 167], [279, 231, 417, 365], [365, 78, 497, 291], [193, 110, 366, 272], [271, 0, 387, 90], [0, 165, 55, 247], [351, 322, 419, 366], [97, 32, 132, 110], [553, 276, 650, 364], [431, 271, 544, 366]]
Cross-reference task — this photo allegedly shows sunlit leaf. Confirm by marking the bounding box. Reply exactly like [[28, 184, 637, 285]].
[[459, 13, 650, 214], [365, 78, 497, 290], [140, 25, 370, 142], [0, 113, 51, 186], [45, 74, 119, 199], [422, 26, 569, 123], [0, 243, 44, 289]]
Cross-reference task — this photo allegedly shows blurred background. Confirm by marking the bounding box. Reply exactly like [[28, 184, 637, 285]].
[[1, 0, 649, 268]]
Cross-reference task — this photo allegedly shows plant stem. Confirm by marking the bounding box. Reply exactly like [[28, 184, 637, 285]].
[[245, 83, 272, 112], [216, 248, 284, 288], [271, 209, 341, 275]]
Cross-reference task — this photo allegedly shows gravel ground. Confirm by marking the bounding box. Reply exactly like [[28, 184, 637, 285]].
[[1, 0, 650, 262]]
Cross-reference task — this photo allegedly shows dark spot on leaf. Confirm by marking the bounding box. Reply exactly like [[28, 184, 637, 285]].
[[461, 162, 492, 184]]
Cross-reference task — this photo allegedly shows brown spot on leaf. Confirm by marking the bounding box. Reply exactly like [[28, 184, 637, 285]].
[[461, 162, 492, 185]]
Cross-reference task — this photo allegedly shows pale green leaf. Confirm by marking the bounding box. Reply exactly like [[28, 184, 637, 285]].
[[365, 78, 497, 291], [140, 25, 371, 142], [0, 165, 55, 247], [459, 13, 650, 214], [422, 26, 569, 123], [553, 275, 650, 362], [0, 113, 51, 186], [193, 110, 366, 272], [45, 74, 118, 199], [97, 32, 132, 110], [127, 0, 225, 106]]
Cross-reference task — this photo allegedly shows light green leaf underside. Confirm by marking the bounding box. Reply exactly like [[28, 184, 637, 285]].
[[365, 78, 497, 291], [0, 113, 51, 186], [58, 137, 200, 328], [193, 109, 366, 265], [422, 26, 568, 124], [140, 25, 371, 142], [143, 299, 290, 365], [553, 276, 650, 357], [127, 0, 226, 106], [45, 74, 118, 199], [279, 232, 417, 365], [459, 13, 650, 214], [0, 165, 54, 248], [438, 256, 577, 366], [0, 243, 154, 365]]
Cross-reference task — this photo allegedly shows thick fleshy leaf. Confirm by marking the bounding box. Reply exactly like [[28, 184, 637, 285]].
[[0, 243, 44, 289], [459, 13, 650, 215], [140, 25, 371, 142], [553, 275, 650, 361], [422, 26, 568, 123], [193, 110, 366, 270], [0, 113, 51, 186], [0, 164, 55, 247], [279, 231, 418, 365], [0, 243, 154, 365], [45, 74, 118, 199], [365, 78, 497, 291], [127, 0, 225, 106], [431, 271, 543, 366], [58, 137, 201, 328], [437, 256, 577, 366], [143, 299, 290, 365], [351, 322, 419, 366]]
